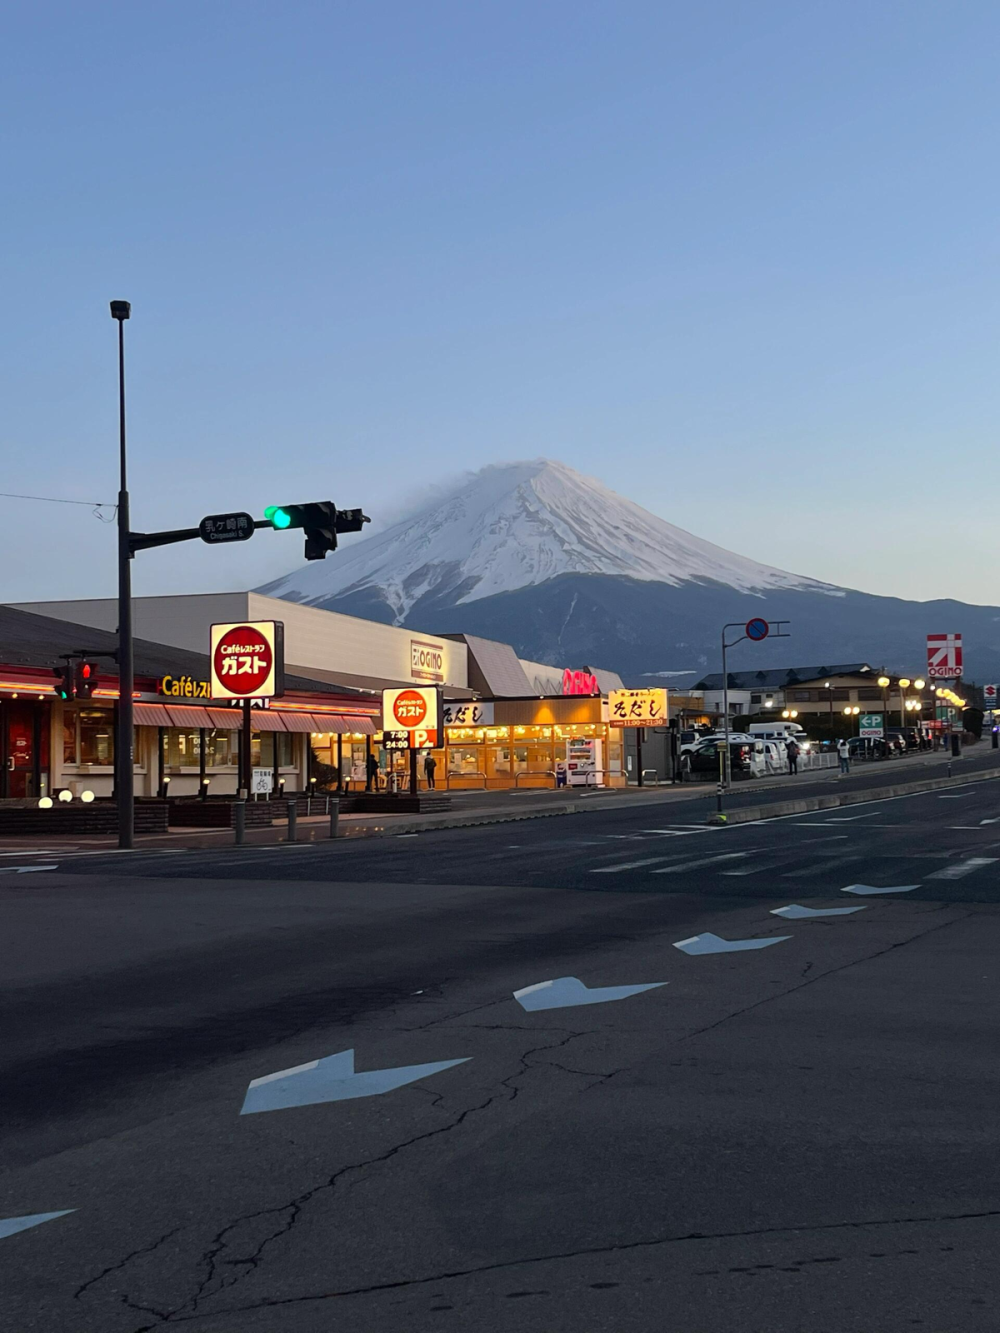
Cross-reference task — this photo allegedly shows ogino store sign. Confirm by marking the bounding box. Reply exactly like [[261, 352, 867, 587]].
[[859, 714, 884, 738]]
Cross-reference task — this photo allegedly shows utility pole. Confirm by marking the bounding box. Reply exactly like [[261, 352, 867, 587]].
[[111, 300, 134, 850]]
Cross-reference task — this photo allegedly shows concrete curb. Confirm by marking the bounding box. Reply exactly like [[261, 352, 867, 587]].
[[710, 766, 1000, 826], [337, 803, 578, 839]]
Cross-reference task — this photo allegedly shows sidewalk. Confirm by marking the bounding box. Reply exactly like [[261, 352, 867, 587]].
[[1, 745, 990, 855]]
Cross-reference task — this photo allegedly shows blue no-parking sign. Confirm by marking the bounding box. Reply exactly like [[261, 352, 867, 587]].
[[745, 618, 769, 642]]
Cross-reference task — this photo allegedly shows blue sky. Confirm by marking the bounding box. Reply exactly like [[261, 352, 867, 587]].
[[2, 1, 998, 603]]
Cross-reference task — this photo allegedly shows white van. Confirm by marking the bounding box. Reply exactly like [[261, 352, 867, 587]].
[[749, 722, 814, 753]]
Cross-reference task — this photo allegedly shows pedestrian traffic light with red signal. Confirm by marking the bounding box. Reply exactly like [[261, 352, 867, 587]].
[[75, 661, 98, 699]]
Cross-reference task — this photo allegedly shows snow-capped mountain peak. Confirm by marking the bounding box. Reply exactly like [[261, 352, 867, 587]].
[[257, 459, 838, 620]]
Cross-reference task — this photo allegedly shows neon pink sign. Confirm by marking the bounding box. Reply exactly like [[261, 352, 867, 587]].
[[562, 668, 600, 696]]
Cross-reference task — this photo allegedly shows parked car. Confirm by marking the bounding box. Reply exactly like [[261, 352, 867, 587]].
[[683, 737, 765, 779]]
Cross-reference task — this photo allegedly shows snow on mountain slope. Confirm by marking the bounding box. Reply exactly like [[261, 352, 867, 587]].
[[258, 459, 841, 621]]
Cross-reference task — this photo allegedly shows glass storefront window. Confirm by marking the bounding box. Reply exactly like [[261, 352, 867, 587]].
[[250, 732, 294, 768], [78, 709, 114, 765], [166, 729, 200, 767], [63, 712, 77, 763], [204, 730, 234, 767]]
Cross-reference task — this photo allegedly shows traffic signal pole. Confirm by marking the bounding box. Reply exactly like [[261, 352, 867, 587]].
[[113, 303, 135, 851]]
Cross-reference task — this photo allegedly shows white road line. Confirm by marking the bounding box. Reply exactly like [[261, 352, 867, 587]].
[[781, 855, 862, 878], [925, 857, 998, 881], [824, 812, 882, 822], [590, 855, 692, 874], [651, 852, 750, 875]]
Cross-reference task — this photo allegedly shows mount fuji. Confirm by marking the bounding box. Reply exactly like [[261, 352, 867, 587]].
[[258, 460, 1000, 682]]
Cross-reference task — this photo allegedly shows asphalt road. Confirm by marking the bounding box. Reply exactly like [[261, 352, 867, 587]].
[[3, 774, 1000, 1331]]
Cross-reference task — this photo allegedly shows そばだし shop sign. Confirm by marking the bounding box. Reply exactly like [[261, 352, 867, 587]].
[[210, 621, 285, 700], [382, 686, 441, 749]]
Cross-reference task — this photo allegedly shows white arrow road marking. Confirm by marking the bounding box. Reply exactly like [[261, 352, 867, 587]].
[[513, 977, 667, 1012], [926, 857, 997, 881], [980, 818, 1000, 825], [673, 932, 791, 955], [240, 1049, 470, 1115], [0, 865, 58, 874], [651, 852, 750, 874], [842, 883, 918, 895], [0, 1211, 75, 1241], [772, 904, 867, 919]]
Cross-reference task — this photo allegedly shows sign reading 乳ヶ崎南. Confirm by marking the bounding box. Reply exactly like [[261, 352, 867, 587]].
[[210, 621, 285, 701], [607, 688, 668, 728]]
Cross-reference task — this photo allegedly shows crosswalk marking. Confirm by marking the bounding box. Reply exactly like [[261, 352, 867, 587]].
[[925, 857, 997, 881], [590, 855, 690, 874], [651, 852, 750, 875]]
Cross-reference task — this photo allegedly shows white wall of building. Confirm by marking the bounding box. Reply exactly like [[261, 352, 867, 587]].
[[12, 592, 470, 689]]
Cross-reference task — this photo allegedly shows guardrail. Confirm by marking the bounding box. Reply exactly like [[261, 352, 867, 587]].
[[445, 771, 489, 790], [514, 770, 557, 788]]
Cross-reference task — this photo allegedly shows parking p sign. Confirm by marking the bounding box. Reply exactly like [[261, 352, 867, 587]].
[[859, 714, 884, 738]]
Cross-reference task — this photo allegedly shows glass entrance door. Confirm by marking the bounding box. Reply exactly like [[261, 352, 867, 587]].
[[5, 702, 46, 798]]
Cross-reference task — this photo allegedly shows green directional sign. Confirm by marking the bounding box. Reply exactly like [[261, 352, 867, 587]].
[[859, 714, 884, 737]]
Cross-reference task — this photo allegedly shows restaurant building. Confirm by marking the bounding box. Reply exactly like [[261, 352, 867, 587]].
[[6, 595, 630, 795]]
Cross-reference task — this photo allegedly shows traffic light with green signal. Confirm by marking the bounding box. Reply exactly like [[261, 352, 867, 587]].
[[53, 663, 74, 700], [264, 502, 370, 561]]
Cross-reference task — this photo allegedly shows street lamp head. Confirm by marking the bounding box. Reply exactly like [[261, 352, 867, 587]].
[[789, 710, 798, 719], [782, 709, 790, 718], [877, 676, 890, 688], [899, 678, 911, 689], [914, 678, 926, 690], [109, 300, 131, 321], [843, 706, 851, 715]]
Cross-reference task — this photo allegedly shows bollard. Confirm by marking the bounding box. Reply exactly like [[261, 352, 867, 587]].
[[329, 797, 340, 840], [286, 798, 297, 843], [233, 800, 246, 846]]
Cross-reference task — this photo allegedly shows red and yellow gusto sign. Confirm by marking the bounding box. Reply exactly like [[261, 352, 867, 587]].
[[210, 621, 285, 700], [382, 686, 441, 749]]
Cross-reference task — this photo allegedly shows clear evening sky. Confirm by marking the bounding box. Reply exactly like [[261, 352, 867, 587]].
[[2, 2, 997, 604]]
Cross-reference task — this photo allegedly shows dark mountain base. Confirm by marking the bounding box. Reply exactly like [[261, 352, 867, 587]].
[[305, 574, 1000, 684]]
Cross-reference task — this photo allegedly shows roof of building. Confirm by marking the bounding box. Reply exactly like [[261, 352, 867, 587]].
[[0, 605, 364, 698], [444, 635, 533, 697], [694, 663, 877, 691]]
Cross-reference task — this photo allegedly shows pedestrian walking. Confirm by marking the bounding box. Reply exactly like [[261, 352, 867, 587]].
[[786, 739, 800, 775], [366, 751, 379, 792], [423, 753, 437, 789], [837, 737, 850, 774]]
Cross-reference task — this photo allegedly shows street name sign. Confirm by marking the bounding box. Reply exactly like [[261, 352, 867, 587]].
[[199, 512, 255, 544]]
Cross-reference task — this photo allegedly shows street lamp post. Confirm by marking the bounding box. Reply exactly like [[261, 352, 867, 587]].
[[897, 678, 911, 732], [877, 676, 891, 759], [111, 300, 134, 851], [825, 681, 833, 736]]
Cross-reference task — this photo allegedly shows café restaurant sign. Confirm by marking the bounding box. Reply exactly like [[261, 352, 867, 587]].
[[210, 621, 285, 700], [158, 675, 210, 699], [382, 686, 441, 749], [608, 687, 668, 728]]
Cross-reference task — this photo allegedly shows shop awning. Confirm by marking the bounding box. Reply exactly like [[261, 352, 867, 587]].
[[166, 705, 218, 728], [204, 708, 241, 730], [304, 712, 377, 734], [337, 714, 376, 734], [133, 703, 174, 726], [248, 710, 288, 731]]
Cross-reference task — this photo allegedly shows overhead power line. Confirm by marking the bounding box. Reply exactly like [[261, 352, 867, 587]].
[[0, 491, 116, 521]]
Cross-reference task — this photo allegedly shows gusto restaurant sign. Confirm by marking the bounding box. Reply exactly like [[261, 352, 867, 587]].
[[561, 668, 600, 696]]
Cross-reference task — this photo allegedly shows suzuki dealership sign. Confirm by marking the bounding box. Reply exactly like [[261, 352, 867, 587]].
[[210, 621, 285, 700], [382, 686, 442, 749], [608, 688, 668, 728], [927, 633, 963, 680]]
